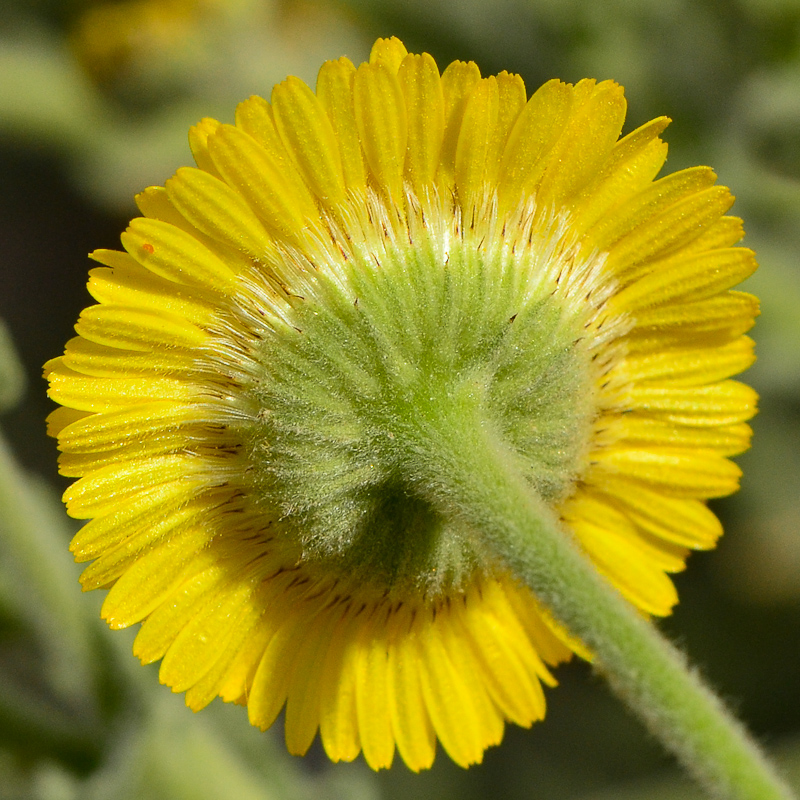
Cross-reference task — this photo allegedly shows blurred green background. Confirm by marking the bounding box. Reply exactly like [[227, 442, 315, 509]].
[[1, 0, 799, 798]]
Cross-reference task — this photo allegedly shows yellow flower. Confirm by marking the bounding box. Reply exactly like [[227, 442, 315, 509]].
[[46, 37, 758, 771], [72, 0, 213, 82]]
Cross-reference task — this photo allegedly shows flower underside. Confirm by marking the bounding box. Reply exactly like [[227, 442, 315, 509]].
[[244, 191, 606, 598], [46, 37, 758, 771]]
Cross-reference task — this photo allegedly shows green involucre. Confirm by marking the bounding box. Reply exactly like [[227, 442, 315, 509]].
[[244, 234, 597, 596]]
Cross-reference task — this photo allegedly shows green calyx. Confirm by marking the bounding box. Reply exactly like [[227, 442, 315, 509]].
[[243, 231, 596, 598]]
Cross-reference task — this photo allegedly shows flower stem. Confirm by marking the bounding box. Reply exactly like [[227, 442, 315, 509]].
[[408, 385, 795, 800]]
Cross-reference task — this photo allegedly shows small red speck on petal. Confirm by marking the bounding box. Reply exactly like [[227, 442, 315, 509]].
[[142, 243, 155, 254]]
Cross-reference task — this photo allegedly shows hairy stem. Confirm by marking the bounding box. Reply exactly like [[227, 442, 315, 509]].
[[406, 386, 794, 800]]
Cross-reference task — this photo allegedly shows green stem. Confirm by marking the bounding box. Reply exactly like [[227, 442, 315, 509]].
[[407, 386, 795, 800]]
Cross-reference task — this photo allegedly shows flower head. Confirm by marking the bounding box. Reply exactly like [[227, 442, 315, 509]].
[[46, 37, 757, 771]]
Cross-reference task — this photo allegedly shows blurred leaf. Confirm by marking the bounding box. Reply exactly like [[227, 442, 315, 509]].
[[0, 433, 98, 706], [1, 2, 369, 211], [0, 319, 26, 414], [0, 28, 104, 152], [0, 429, 106, 770], [80, 689, 380, 800], [742, 245, 800, 396]]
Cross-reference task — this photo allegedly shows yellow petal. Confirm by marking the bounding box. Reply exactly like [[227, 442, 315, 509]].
[[161, 578, 255, 692], [248, 613, 305, 730], [353, 60, 407, 202], [625, 380, 758, 427], [480, 580, 559, 684], [87, 262, 218, 326], [64, 453, 204, 518], [48, 367, 195, 414], [217, 614, 276, 703], [490, 72, 528, 179], [591, 446, 742, 498], [121, 217, 239, 292], [133, 562, 224, 663], [369, 36, 408, 72], [165, 167, 274, 259], [208, 124, 320, 241], [75, 304, 207, 351], [135, 185, 189, 227], [455, 78, 500, 213], [457, 586, 546, 725], [398, 52, 445, 192], [682, 214, 745, 252], [56, 400, 217, 453], [185, 593, 267, 710], [588, 166, 718, 254], [438, 59, 482, 189], [233, 95, 277, 149], [284, 608, 340, 756], [318, 613, 361, 763], [503, 580, 589, 664], [184, 645, 240, 711], [451, 72, 528, 208], [498, 79, 574, 212], [133, 186, 257, 277], [612, 415, 753, 457], [436, 609, 504, 745], [70, 480, 192, 559], [61, 336, 198, 378], [46, 406, 90, 438], [612, 248, 757, 313], [621, 336, 755, 386], [188, 117, 223, 179], [607, 187, 736, 272], [316, 57, 368, 192], [536, 80, 627, 209], [565, 495, 680, 615], [593, 476, 723, 549], [57, 410, 235, 474], [569, 116, 670, 234], [417, 610, 499, 766], [58, 436, 183, 477], [355, 613, 396, 769], [387, 618, 436, 771], [631, 291, 759, 335], [272, 76, 346, 205], [567, 491, 688, 571], [99, 524, 213, 625]]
